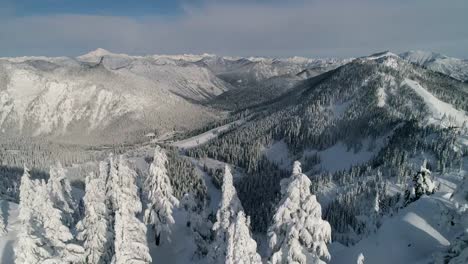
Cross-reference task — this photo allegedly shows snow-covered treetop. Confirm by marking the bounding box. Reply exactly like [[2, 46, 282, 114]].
[[292, 160, 302, 175], [269, 161, 332, 264], [219, 165, 243, 220]]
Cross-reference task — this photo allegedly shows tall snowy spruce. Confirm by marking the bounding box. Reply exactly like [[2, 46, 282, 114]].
[[226, 211, 262, 264], [77, 169, 114, 264], [268, 161, 332, 264], [16, 168, 84, 263], [405, 160, 436, 205], [209, 165, 261, 264], [38, 178, 84, 263], [47, 162, 77, 227], [144, 146, 179, 246], [111, 155, 152, 264], [15, 167, 49, 263]]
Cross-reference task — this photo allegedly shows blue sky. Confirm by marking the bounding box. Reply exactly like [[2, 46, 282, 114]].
[[2, 0, 183, 16], [0, 0, 467, 58]]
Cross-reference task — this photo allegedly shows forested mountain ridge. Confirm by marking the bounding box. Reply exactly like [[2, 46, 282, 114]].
[[187, 51, 468, 249]]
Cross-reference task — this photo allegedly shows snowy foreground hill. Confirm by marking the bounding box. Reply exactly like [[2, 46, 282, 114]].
[[0, 50, 467, 263]]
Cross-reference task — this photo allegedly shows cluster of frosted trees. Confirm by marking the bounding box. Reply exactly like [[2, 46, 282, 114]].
[[14, 146, 178, 264], [14, 141, 332, 264], [15, 163, 84, 263], [209, 161, 331, 264]]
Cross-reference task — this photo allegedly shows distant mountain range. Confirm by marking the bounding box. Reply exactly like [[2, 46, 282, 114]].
[[0, 49, 466, 144]]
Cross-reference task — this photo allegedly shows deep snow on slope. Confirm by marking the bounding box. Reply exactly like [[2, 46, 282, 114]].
[[330, 196, 452, 264], [404, 79, 468, 127], [0, 55, 222, 143], [262, 140, 292, 170], [78, 49, 231, 101], [149, 209, 199, 264], [306, 137, 386, 173], [330, 169, 466, 264], [0, 199, 202, 264], [0, 201, 19, 264], [171, 119, 245, 149]]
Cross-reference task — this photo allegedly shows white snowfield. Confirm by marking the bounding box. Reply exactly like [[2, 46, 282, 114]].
[[330, 184, 463, 264], [404, 79, 468, 127], [331, 154, 468, 264], [309, 137, 386, 173], [0, 201, 19, 263], [172, 119, 245, 149]]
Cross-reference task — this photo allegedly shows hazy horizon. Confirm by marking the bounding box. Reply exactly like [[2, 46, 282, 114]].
[[1, 0, 467, 59]]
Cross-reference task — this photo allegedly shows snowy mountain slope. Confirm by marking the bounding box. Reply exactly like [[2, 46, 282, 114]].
[[330, 160, 468, 264], [199, 55, 351, 88], [77, 49, 232, 101], [209, 74, 304, 110], [0, 57, 221, 143], [330, 193, 457, 264], [0, 200, 19, 264], [400, 50, 468, 81], [403, 79, 468, 127], [186, 51, 468, 242], [0, 49, 358, 143]]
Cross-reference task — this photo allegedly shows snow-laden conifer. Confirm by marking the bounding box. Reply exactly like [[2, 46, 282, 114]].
[[209, 165, 245, 263], [268, 161, 332, 264], [47, 162, 77, 227], [144, 146, 179, 246], [226, 211, 262, 264], [15, 167, 51, 263], [77, 170, 114, 264], [405, 160, 436, 205], [111, 155, 151, 264]]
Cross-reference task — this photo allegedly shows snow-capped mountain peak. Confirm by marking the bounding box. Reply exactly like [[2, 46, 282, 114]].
[[76, 48, 134, 60], [362, 51, 399, 61]]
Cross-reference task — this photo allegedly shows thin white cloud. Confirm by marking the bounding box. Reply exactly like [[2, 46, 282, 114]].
[[0, 0, 466, 58]]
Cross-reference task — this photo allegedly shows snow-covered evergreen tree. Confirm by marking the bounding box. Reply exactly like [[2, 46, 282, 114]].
[[111, 155, 151, 264], [226, 211, 262, 264], [357, 253, 365, 264], [369, 191, 381, 233], [39, 178, 84, 263], [77, 170, 114, 264], [144, 146, 179, 246], [106, 153, 122, 212], [16, 171, 83, 263], [47, 162, 77, 227], [15, 167, 51, 264], [268, 161, 332, 264], [208, 165, 244, 263], [405, 160, 436, 205]]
